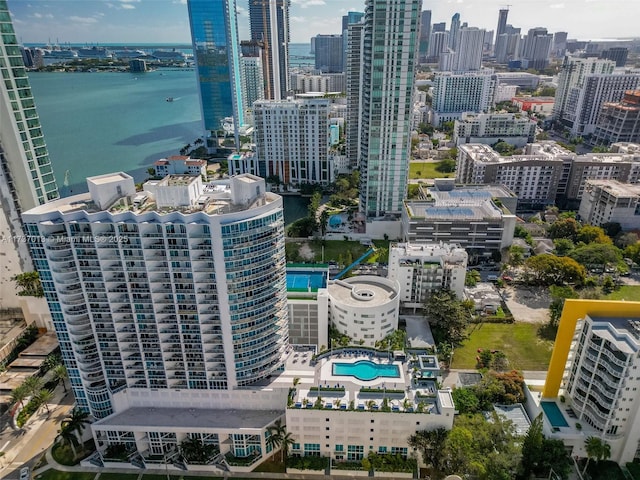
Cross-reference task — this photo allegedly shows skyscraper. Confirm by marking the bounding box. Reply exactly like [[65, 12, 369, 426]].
[[496, 8, 509, 37], [187, 0, 244, 146], [314, 34, 343, 73], [520, 27, 553, 70], [418, 10, 432, 63], [253, 98, 331, 185], [22, 172, 288, 434], [0, 0, 59, 213], [249, 0, 290, 100], [494, 8, 509, 57], [359, 0, 422, 218], [449, 13, 461, 50], [341, 11, 364, 74], [553, 56, 616, 121], [346, 22, 364, 169], [446, 27, 485, 72]]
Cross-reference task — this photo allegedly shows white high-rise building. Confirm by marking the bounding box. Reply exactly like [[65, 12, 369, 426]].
[[448, 27, 485, 72], [22, 173, 290, 468], [431, 70, 496, 126], [388, 243, 468, 311], [253, 98, 331, 186], [358, 0, 422, 218], [346, 22, 364, 169], [428, 31, 449, 62], [240, 55, 265, 118], [553, 56, 616, 122], [563, 73, 640, 137], [520, 27, 553, 70]]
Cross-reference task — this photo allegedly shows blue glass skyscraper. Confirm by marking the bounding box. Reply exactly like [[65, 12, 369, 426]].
[[187, 0, 244, 146]]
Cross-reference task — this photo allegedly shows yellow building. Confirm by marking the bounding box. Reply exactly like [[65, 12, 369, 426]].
[[541, 299, 640, 464]]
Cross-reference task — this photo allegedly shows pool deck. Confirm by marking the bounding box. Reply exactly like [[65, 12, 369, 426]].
[[286, 350, 446, 413]]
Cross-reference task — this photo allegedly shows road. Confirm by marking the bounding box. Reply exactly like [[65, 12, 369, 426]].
[[0, 385, 74, 480]]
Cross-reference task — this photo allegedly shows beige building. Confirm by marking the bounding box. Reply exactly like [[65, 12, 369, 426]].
[[578, 179, 640, 230]]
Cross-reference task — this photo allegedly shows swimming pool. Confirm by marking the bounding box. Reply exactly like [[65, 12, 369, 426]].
[[541, 401, 569, 428], [286, 271, 327, 292], [332, 360, 400, 381]]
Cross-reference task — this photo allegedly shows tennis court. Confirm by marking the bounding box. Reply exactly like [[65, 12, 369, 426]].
[[286, 271, 327, 292]]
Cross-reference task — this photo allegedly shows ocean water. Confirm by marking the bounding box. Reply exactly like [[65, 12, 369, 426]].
[[28, 69, 202, 194], [27, 51, 312, 224]]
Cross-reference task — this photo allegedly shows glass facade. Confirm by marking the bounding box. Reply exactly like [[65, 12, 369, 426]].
[[0, 0, 59, 210], [187, 0, 244, 137]]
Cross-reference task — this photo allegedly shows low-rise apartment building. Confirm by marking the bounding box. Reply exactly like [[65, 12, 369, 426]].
[[453, 112, 536, 147], [578, 179, 640, 230]]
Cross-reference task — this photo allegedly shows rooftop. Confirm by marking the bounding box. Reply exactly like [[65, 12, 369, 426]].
[[327, 277, 398, 308], [93, 406, 282, 430], [286, 349, 453, 415], [585, 179, 640, 198]]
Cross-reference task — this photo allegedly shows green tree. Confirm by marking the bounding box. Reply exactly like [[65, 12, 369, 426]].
[[451, 388, 480, 414], [548, 218, 580, 242], [577, 225, 612, 245], [23, 376, 44, 397], [319, 209, 329, 237], [35, 389, 54, 414], [548, 285, 578, 329], [9, 384, 29, 408], [602, 222, 622, 238], [266, 419, 295, 466], [553, 238, 575, 256], [424, 290, 471, 346], [53, 364, 68, 393], [583, 436, 611, 476], [11, 272, 44, 297], [519, 414, 571, 479], [436, 159, 456, 173], [508, 245, 525, 266], [523, 254, 586, 286], [61, 407, 91, 448], [625, 242, 640, 264], [616, 232, 638, 249], [408, 427, 449, 477], [569, 243, 622, 268], [465, 269, 481, 287], [180, 436, 218, 464], [56, 421, 80, 459], [514, 225, 533, 245]]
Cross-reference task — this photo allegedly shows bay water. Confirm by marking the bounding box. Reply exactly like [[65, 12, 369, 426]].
[[27, 44, 312, 223]]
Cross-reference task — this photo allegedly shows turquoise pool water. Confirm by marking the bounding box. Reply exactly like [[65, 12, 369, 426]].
[[329, 214, 342, 227], [541, 401, 569, 427], [332, 360, 400, 381], [286, 271, 327, 292]]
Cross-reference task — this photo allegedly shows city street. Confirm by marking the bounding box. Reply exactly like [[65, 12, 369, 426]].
[[0, 384, 74, 479]]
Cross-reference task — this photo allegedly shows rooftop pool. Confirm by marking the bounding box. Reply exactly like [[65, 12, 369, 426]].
[[332, 360, 400, 381], [286, 271, 327, 292], [541, 401, 569, 428]]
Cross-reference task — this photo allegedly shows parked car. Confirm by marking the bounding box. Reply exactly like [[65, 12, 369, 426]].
[[20, 467, 30, 480]]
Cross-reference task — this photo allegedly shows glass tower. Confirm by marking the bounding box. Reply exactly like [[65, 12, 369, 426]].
[[358, 0, 422, 218], [249, 0, 290, 100], [0, 0, 59, 212], [187, 0, 244, 144]]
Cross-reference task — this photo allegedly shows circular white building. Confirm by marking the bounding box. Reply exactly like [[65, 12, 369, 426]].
[[327, 276, 400, 347]]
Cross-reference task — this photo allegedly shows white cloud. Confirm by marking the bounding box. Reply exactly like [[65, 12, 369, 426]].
[[172, 0, 187, 4], [290, 16, 306, 23], [121, 3, 136, 9], [236, 5, 247, 16], [69, 15, 99, 24], [291, 0, 327, 8], [550, 3, 565, 8], [33, 12, 42, 18]]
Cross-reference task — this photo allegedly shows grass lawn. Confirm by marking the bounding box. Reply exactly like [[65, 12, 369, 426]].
[[450, 323, 553, 371], [606, 285, 640, 301], [35, 471, 96, 480], [409, 161, 453, 180]]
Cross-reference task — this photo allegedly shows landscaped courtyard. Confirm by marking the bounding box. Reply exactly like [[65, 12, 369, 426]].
[[409, 161, 453, 180], [450, 322, 553, 371]]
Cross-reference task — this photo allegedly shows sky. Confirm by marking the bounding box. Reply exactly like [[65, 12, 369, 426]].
[[7, 0, 640, 46]]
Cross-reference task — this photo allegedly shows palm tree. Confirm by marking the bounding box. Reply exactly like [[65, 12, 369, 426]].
[[266, 419, 295, 465], [319, 209, 329, 238], [61, 407, 91, 450], [23, 376, 44, 397], [56, 422, 80, 459], [36, 389, 54, 414], [10, 384, 29, 408], [583, 436, 611, 475], [53, 364, 68, 392]]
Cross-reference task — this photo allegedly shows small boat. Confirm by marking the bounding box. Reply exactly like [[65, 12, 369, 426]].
[[166, 97, 174, 102]]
